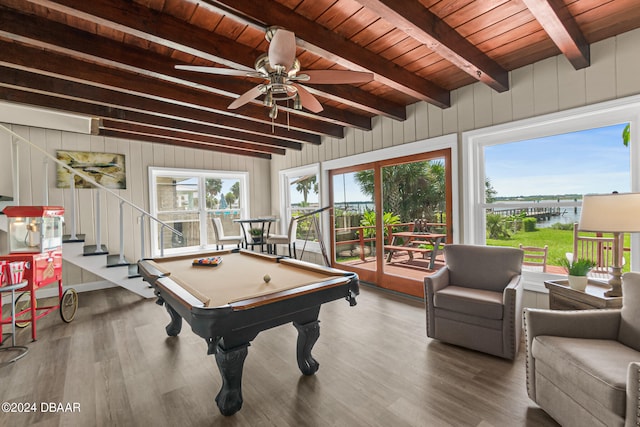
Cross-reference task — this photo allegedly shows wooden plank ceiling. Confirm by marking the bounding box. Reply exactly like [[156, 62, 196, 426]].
[[1, 0, 638, 159]]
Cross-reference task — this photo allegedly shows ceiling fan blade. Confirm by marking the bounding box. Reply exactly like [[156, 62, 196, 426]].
[[269, 29, 296, 70], [228, 85, 264, 109], [175, 65, 249, 76], [303, 70, 374, 84], [293, 84, 323, 113]]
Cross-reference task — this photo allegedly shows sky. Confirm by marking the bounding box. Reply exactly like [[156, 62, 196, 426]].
[[484, 123, 630, 198], [292, 122, 631, 204]]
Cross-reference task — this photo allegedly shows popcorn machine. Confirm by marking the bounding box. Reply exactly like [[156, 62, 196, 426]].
[[0, 206, 77, 343]]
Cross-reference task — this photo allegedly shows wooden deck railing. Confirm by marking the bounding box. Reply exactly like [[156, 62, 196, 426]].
[[335, 221, 446, 261]]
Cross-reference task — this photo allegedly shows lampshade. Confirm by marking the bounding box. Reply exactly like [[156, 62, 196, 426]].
[[578, 192, 640, 232]]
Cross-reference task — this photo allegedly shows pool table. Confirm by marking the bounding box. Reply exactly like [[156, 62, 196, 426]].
[[137, 249, 359, 416]]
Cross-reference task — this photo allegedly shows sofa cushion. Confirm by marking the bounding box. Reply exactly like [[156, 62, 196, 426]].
[[532, 336, 639, 418], [618, 272, 640, 351], [434, 286, 503, 320], [444, 244, 522, 292]]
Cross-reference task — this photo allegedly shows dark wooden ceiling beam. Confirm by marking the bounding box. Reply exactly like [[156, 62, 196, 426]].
[[101, 116, 302, 151], [14, 1, 395, 120], [0, 86, 305, 150], [99, 120, 286, 156], [355, 0, 509, 92], [201, 0, 452, 107], [0, 30, 356, 136], [0, 41, 345, 138], [99, 129, 272, 159], [521, 0, 590, 69], [0, 68, 323, 145]]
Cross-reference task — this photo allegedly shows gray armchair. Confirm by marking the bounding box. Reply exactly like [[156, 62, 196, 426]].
[[424, 244, 524, 360], [524, 272, 640, 427]]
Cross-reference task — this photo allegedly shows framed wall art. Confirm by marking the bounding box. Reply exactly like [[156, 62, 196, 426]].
[[56, 150, 126, 189]]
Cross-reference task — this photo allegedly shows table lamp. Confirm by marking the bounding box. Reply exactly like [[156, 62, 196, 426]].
[[578, 192, 640, 297]]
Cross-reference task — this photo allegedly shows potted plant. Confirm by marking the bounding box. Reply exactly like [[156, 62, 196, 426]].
[[559, 258, 596, 291], [249, 228, 263, 243]]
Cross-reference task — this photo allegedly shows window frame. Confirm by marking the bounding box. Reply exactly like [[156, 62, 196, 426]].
[[149, 166, 249, 257], [278, 163, 321, 251], [462, 95, 640, 290]]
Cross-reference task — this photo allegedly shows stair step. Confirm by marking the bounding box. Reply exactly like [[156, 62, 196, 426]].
[[106, 254, 131, 268], [128, 263, 141, 279], [83, 244, 109, 256]]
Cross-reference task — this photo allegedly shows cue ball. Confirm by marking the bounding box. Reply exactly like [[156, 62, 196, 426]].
[[263, 274, 271, 283]]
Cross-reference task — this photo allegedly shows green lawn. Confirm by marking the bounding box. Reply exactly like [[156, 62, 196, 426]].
[[487, 228, 631, 272]]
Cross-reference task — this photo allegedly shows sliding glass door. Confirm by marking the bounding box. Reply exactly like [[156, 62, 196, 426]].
[[331, 167, 378, 283], [329, 150, 452, 297]]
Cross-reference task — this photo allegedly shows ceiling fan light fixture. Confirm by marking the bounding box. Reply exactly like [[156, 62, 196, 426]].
[[288, 59, 301, 77], [269, 104, 278, 119], [263, 90, 273, 107], [265, 26, 283, 43], [254, 53, 272, 75], [293, 93, 302, 110]]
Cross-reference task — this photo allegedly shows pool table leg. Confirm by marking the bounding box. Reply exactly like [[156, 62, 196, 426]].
[[294, 320, 320, 375], [160, 299, 182, 336], [214, 343, 249, 416]]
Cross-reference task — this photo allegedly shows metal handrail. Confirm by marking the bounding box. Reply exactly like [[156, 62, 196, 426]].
[[0, 124, 183, 247]]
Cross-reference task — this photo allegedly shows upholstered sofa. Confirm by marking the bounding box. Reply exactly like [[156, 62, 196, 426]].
[[524, 272, 640, 427], [424, 244, 524, 360]]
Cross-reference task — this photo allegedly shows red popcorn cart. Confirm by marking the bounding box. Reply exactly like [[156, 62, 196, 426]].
[[0, 206, 78, 343]]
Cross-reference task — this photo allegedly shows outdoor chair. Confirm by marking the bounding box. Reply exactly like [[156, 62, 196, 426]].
[[211, 217, 242, 250], [519, 244, 548, 272], [424, 244, 524, 360], [567, 222, 624, 279]]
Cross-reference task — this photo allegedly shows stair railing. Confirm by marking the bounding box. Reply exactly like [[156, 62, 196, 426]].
[[0, 124, 182, 260]]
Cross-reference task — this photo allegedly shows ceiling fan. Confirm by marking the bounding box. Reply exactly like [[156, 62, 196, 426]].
[[176, 27, 374, 119]]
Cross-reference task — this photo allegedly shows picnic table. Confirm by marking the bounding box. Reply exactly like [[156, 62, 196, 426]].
[[384, 231, 446, 269]]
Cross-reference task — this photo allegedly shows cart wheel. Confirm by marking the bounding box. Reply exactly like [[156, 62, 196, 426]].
[[60, 288, 78, 323], [14, 291, 36, 328]]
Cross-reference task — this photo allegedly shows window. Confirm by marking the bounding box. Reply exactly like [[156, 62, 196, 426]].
[[463, 96, 640, 288], [149, 167, 248, 256], [278, 164, 320, 244]]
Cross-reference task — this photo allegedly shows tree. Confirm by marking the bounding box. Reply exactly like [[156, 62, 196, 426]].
[[294, 175, 318, 206], [354, 161, 446, 222], [230, 181, 240, 207], [623, 123, 630, 147], [205, 178, 222, 208], [225, 191, 236, 207], [485, 178, 498, 203]]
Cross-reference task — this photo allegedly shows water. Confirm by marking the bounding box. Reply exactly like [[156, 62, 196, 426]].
[[535, 206, 581, 228], [492, 199, 582, 228]]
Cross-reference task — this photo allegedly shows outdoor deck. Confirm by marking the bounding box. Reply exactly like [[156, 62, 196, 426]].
[[340, 250, 565, 282], [340, 251, 446, 281]]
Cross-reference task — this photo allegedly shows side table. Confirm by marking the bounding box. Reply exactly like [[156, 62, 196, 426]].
[[544, 279, 623, 310], [0, 280, 29, 364]]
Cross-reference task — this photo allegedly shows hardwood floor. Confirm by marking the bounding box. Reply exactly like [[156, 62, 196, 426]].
[[0, 285, 558, 426]]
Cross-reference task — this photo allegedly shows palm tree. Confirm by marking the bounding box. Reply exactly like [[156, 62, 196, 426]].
[[295, 175, 318, 206], [354, 161, 446, 222], [205, 178, 222, 208]]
